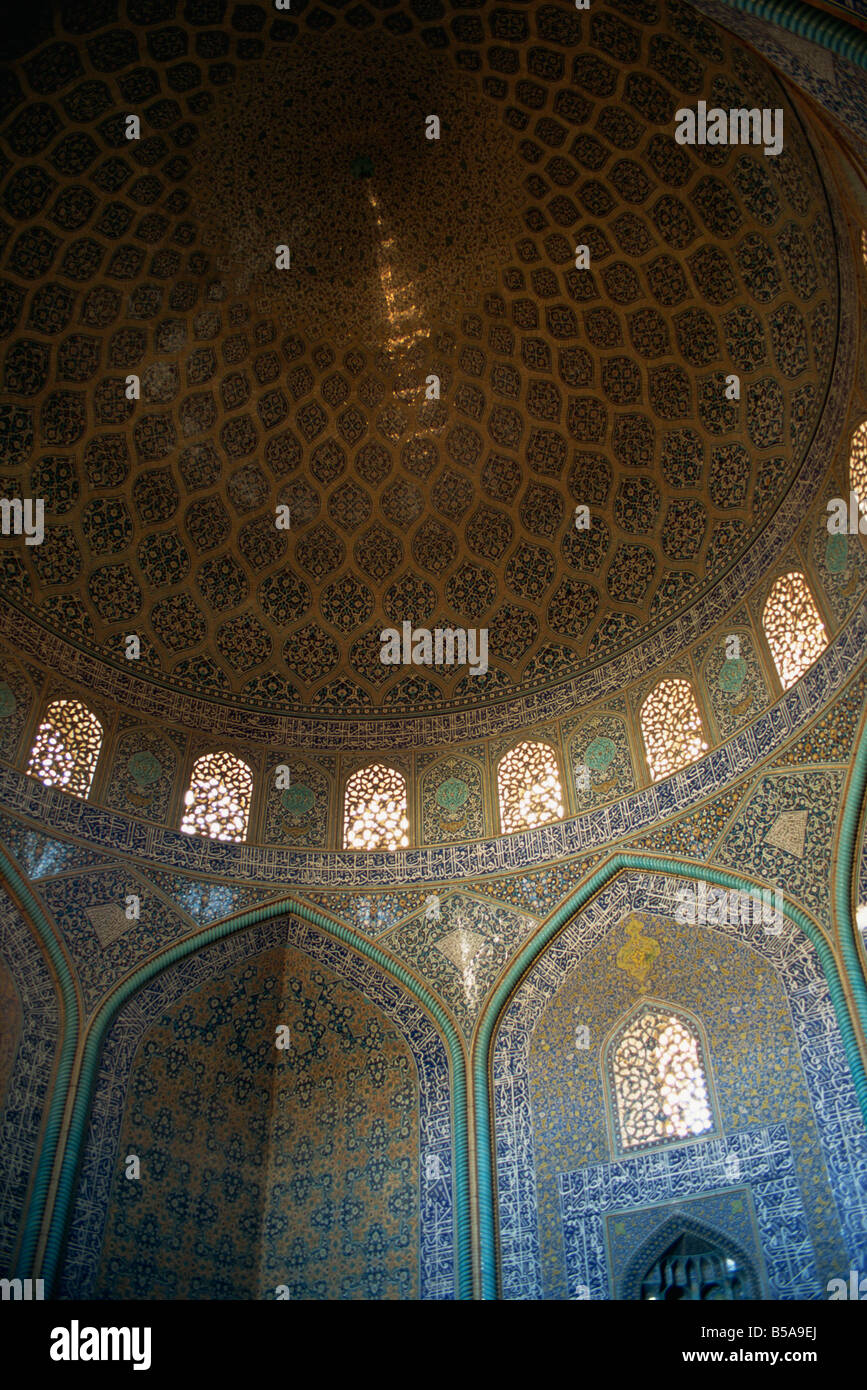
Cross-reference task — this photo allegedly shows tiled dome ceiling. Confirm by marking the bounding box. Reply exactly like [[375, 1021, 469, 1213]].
[[0, 0, 838, 720], [191, 28, 525, 347]]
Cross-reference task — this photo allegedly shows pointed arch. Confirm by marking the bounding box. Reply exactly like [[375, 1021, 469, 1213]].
[[604, 1000, 716, 1155], [620, 1213, 760, 1301], [26, 699, 103, 798], [60, 914, 456, 1300], [25, 892, 470, 1299], [0, 845, 79, 1285], [475, 857, 867, 1300]]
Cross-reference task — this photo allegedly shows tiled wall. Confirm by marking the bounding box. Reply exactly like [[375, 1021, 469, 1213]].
[[493, 873, 867, 1300], [59, 916, 455, 1300]]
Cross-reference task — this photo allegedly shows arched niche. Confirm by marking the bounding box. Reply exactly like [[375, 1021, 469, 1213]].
[[489, 869, 866, 1300], [619, 1213, 761, 1301], [60, 913, 456, 1301]]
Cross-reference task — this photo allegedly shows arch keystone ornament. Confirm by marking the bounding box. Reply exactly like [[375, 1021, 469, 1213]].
[[615, 915, 661, 988]]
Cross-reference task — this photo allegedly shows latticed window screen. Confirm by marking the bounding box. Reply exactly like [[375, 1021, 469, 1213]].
[[180, 750, 253, 842], [762, 572, 827, 690], [639, 679, 707, 782], [609, 1006, 713, 1153], [497, 741, 564, 833], [26, 698, 103, 798], [640, 1232, 752, 1301], [849, 419, 867, 512], [343, 764, 409, 850]]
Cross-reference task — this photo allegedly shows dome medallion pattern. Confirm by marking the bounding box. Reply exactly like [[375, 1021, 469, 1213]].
[[0, 0, 840, 728]]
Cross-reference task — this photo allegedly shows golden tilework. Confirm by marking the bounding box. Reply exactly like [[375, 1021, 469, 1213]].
[[0, 0, 840, 720], [526, 915, 850, 1300], [191, 28, 524, 350], [0, 0, 865, 1310], [0, 955, 21, 1116], [615, 914, 661, 987], [94, 944, 420, 1300]]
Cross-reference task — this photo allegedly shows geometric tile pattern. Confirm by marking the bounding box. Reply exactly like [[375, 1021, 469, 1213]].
[[561, 1129, 817, 1299], [687, 0, 867, 169], [493, 872, 867, 1300], [90, 945, 419, 1300], [0, 604, 863, 889], [0, 0, 865, 1308], [59, 916, 455, 1300], [0, 2, 839, 719], [698, 624, 772, 740], [38, 866, 195, 1012], [716, 772, 842, 925], [383, 892, 537, 1037], [0, 886, 60, 1279]]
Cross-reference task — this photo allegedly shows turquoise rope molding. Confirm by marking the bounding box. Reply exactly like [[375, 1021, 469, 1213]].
[[32, 895, 472, 1302], [472, 854, 867, 1302], [9, 702, 867, 1301], [0, 847, 79, 1283], [714, 0, 867, 66], [834, 712, 867, 1059]]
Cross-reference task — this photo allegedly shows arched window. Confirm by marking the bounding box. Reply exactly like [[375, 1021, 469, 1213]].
[[497, 741, 564, 834], [180, 750, 253, 842], [639, 679, 707, 782], [607, 1005, 714, 1154], [26, 698, 103, 798], [343, 764, 409, 850], [762, 571, 827, 690], [849, 419, 867, 515]]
